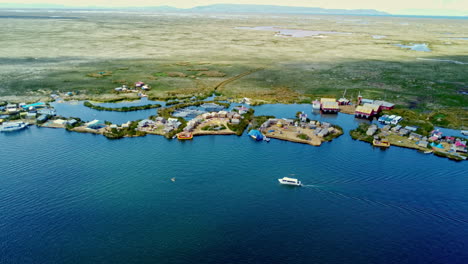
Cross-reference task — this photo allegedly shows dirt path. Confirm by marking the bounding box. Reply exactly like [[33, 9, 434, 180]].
[[213, 68, 264, 91]]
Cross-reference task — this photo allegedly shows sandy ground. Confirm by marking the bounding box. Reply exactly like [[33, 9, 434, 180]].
[[339, 105, 356, 115], [264, 125, 323, 146], [192, 118, 236, 136], [72, 126, 106, 135]]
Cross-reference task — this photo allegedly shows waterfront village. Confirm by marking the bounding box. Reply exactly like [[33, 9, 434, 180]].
[[0, 83, 467, 161]]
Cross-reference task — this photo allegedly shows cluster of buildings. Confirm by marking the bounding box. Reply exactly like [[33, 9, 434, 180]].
[[259, 118, 338, 138], [366, 123, 467, 153], [136, 117, 182, 134], [114, 81, 150, 97], [312, 93, 394, 118], [183, 110, 244, 132], [0, 102, 57, 124], [355, 93, 395, 119], [313, 98, 340, 114]]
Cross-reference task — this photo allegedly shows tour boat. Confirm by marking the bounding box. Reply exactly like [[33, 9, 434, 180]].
[[278, 177, 302, 186], [177, 132, 193, 140], [373, 138, 390, 148], [0, 121, 28, 132]]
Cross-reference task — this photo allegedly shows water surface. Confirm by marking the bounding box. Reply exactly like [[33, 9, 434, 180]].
[[1, 104, 467, 264]]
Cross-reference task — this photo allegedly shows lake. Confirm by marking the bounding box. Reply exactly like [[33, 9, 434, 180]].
[[394, 43, 431, 52], [0, 104, 467, 264]]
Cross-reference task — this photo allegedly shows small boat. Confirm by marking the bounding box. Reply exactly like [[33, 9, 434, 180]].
[[312, 100, 321, 110], [278, 177, 302, 186], [177, 132, 193, 140], [373, 138, 390, 148], [0, 121, 28, 132], [423, 150, 433, 154], [462, 130, 468, 136], [171, 177, 176, 182]]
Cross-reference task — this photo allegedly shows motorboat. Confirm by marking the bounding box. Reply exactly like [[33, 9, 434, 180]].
[[177, 132, 193, 140], [278, 177, 302, 186], [0, 121, 28, 132]]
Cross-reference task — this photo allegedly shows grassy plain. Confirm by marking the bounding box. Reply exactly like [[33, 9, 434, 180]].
[[0, 10, 467, 126]]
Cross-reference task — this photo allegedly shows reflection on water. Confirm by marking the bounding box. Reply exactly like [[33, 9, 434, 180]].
[[394, 43, 431, 52]]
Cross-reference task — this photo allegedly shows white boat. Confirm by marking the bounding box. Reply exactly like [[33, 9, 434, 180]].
[[462, 130, 468, 136], [312, 100, 321, 110], [0, 121, 28, 132], [278, 177, 302, 186]]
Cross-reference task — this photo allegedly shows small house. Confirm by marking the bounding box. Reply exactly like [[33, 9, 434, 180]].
[[86, 120, 106, 129], [135, 81, 145, 88], [26, 112, 36, 119], [37, 115, 48, 123], [418, 140, 429, 148], [218, 111, 228, 118], [121, 121, 131, 128], [409, 132, 423, 141], [66, 119, 78, 126], [230, 118, 241, 125], [360, 98, 374, 105], [338, 98, 350, 105], [37, 108, 57, 116], [320, 98, 340, 114], [373, 100, 395, 111], [155, 117, 166, 124], [391, 125, 401, 132], [405, 126, 418, 132], [366, 125, 378, 136], [6, 104, 17, 113]]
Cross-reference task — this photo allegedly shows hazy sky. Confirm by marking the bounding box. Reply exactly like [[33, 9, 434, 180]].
[[2, 0, 468, 15]]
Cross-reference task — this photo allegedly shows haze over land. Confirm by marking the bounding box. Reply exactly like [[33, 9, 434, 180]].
[[1, 1, 468, 16]]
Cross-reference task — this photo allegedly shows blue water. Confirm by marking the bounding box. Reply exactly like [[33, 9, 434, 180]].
[[50, 98, 163, 124], [394, 43, 431, 52], [1, 105, 467, 264]]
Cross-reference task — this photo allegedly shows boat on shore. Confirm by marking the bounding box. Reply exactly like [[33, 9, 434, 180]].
[[373, 138, 390, 148], [0, 121, 28, 132], [278, 177, 302, 186], [423, 150, 433, 154], [177, 132, 193, 140], [462, 130, 468, 136]]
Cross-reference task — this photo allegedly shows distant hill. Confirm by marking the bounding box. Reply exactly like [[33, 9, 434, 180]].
[[187, 4, 390, 15], [0, 3, 390, 16]]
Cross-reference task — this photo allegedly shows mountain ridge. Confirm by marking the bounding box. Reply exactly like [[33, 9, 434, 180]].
[[0, 3, 390, 15]]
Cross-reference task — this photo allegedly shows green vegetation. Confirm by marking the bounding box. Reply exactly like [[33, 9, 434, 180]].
[[103, 121, 146, 139], [83, 101, 161, 112], [382, 108, 435, 135], [64, 117, 84, 129], [157, 101, 230, 118], [297, 133, 310, 140], [226, 109, 255, 136], [251, 115, 275, 130], [201, 124, 226, 131], [0, 13, 467, 129], [350, 123, 374, 143], [165, 117, 187, 139], [323, 125, 344, 141]]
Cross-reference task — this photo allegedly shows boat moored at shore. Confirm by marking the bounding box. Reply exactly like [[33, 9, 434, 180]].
[[373, 138, 390, 148], [0, 121, 28, 132], [177, 132, 193, 140]]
